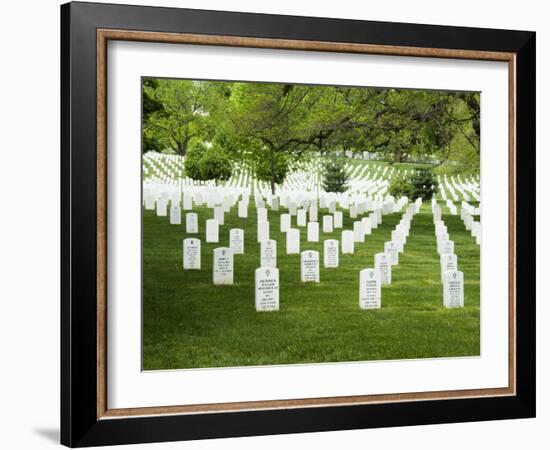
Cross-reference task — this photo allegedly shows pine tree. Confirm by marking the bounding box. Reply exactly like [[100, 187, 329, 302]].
[[322, 159, 349, 193]]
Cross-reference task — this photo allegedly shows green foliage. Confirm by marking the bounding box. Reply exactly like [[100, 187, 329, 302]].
[[389, 169, 438, 200], [143, 78, 481, 176], [184, 142, 232, 184], [322, 158, 349, 193], [183, 142, 207, 180], [388, 176, 413, 199], [409, 169, 438, 200], [200, 146, 233, 183]]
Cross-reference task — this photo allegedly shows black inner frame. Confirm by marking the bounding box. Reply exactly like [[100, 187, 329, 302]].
[[61, 2, 536, 447]]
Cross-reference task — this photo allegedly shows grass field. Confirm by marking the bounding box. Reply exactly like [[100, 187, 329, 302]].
[[142, 200, 480, 370]]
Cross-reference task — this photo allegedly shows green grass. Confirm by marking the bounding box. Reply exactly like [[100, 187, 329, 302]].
[[142, 201, 480, 370]]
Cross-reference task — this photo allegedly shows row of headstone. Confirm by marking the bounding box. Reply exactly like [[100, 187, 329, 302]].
[[431, 203, 465, 308]]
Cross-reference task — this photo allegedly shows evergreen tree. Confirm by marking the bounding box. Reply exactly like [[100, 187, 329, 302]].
[[322, 159, 349, 193]]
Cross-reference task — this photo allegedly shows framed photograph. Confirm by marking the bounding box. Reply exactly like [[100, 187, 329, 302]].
[[61, 1, 535, 447]]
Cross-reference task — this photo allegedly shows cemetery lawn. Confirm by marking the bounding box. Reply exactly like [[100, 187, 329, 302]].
[[142, 203, 480, 370]]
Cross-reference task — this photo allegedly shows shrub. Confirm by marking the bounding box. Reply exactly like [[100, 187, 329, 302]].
[[388, 176, 413, 199], [409, 168, 438, 200], [184, 142, 233, 184], [322, 159, 349, 193]]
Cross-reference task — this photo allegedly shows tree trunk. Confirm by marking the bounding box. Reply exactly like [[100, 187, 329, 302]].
[[269, 147, 276, 195]]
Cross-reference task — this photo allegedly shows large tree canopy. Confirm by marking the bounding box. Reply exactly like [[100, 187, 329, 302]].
[[142, 79, 480, 191]]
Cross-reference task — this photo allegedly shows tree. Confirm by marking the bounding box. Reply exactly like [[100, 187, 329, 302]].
[[184, 142, 233, 185], [322, 158, 349, 193], [222, 83, 356, 194], [388, 176, 413, 199], [409, 169, 438, 200], [142, 79, 210, 156], [142, 78, 165, 153]]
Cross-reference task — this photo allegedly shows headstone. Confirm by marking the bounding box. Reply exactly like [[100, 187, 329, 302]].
[[206, 219, 219, 243], [440, 253, 458, 282], [186, 212, 198, 234], [359, 268, 381, 309], [213, 247, 234, 285], [361, 217, 372, 235], [289, 202, 297, 215], [286, 228, 300, 254], [255, 267, 280, 312], [443, 270, 464, 308], [333, 211, 343, 228], [297, 209, 307, 227], [349, 205, 357, 219], [257, 220, 270, 243], [341, 230, 355, 254], [238, 201, 248, 218], [375, 252, 392, 285], [144, 196, 155, 210], [322, 215, 334, 233], [369, 212, 378, 229], [156, 199, 168, 216], [183, 194, 193, 210], [391, 230, 405, 252], [183, 238, 201, 270], [214, 206, 225, 225], [229, 228, 244, 254], [309, 205, 318, 222], [260, 239, 277, 267], [384, 241, 399, 266], [280, 213, 291, 232], [328, 201, 337, 214], [170, 205, 181, 225], [353, 221, 365, 243], [257, 207, 267, 224], [439, 239, 455, 255], [323, 239, 339, 268], [271, 197, 280, 211], [307, 222, 319, 242], [300, 250, 320, 282]]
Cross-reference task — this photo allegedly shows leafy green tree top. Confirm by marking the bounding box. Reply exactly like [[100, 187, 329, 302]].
[[184, 142, 232, 185]]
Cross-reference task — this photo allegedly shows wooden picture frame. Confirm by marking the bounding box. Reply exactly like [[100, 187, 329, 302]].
[[61, 1, 535, 447]]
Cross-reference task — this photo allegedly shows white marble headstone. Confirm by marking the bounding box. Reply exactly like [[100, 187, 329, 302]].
[[213, 206, 225, 225], [238, 200, 248, 218], [286, 228, 300, 254], [440, 253, 458, 282], [170, 205, 181, 225], [229, 228, 244, 254], [359, 268, 381, 309], [341, 230, 355, 254], [353, 221, 365, 243], [375, 252, 392, 285], [322, 215, 334, 233], [333, 211, 343, 228], [255, 267, 280, 312], [300, 250, 320, 283], [384, 241, 399, 266], [260, 239, 277, 267], [443, 270, 464, 308], [205, 219, 219, 243], [361, 217, 372, 235], [183, 238, 201, 270], [213, 247, 234, 285], [297, 209, 307, 227], [186, 212, 198, 234], [280, 213, 291, 232], [257, 220, 270, 243], [307, 222, 319, 242], [323, 239, 339, 268]]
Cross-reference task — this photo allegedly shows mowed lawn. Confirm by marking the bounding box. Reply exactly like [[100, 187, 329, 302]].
[[142, 201, 480, 370]]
